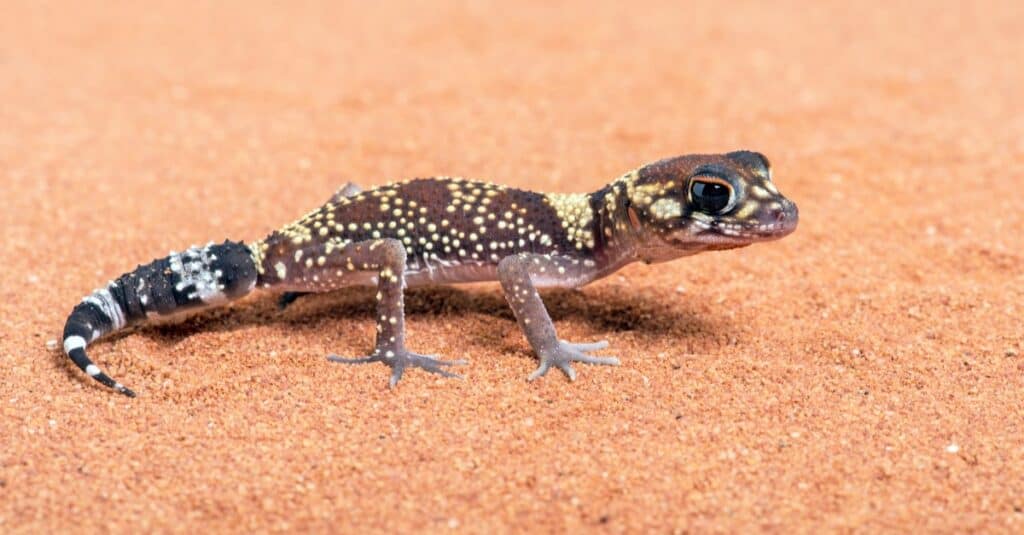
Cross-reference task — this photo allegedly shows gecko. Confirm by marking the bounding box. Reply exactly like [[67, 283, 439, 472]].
[[60, 151, 798, 396]]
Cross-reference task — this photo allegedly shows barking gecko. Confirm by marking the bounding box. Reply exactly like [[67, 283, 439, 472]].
[[61, 151, 798, 396]]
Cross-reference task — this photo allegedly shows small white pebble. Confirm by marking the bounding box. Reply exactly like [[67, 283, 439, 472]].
[[48, 419, 56, 427], [46, 339, 58, 351], [675, 285, 686, 293], [27, 274, 40, 284], [946, 443, 960, 454], [447, 518, 459, 529]]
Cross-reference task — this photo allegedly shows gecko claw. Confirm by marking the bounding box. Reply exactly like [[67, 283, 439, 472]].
[[528, 339, 619, 382], [328, 350, 467, 387]]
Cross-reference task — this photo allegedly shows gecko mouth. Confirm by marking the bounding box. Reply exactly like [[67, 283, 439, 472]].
[[737, 218, 798, 239], [672, 206, 798, 246]]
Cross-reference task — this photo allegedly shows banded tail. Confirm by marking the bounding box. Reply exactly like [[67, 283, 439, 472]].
[[62, 240, 259, 396]]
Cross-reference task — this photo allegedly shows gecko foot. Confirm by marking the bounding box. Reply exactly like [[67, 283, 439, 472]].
[[529, 340, 620, 382], [327, 350, 468, 388]]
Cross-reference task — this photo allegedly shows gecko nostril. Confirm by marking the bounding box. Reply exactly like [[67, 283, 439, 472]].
[[773, 208, 787, 222]]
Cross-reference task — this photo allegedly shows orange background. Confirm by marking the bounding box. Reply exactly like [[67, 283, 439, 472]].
[[2, 1, 1022, 531]]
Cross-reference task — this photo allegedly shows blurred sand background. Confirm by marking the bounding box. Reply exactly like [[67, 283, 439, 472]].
[[1, 1, 1022, 532]]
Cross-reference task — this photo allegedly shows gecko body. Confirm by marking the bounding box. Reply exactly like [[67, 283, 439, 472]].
[[62, 151, 797, 396]]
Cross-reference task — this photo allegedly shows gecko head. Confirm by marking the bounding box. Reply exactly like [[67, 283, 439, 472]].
[[626, 151, 798, 252]]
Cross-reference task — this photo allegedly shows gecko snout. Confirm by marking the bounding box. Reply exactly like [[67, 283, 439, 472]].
[[771, 198, 797, 221], [764, 198, 799, 235]]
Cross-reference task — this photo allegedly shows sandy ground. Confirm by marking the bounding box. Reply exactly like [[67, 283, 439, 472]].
[[2, 1, 1022, 532]]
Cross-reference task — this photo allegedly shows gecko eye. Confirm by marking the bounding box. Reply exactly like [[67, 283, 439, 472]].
[[689, 177, 734, 214]]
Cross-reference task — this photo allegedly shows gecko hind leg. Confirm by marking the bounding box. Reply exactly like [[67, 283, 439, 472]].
[[278, 183, 365, 311], [320, 238, 466, 387]]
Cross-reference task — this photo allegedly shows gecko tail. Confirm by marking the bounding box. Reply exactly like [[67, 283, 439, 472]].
[[61, 240, 259, 397]]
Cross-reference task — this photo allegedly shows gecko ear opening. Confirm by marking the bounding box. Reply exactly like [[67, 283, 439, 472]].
[[627, 205, 642, 231]]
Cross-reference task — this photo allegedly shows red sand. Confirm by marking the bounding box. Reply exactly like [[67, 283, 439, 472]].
[[2, 1, 1022, 532]]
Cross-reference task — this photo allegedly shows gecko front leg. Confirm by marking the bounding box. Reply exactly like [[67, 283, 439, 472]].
[[497, 254, 620, 381], [324, 239, 466, 387]]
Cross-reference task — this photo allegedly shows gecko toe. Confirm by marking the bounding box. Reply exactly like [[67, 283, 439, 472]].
[[565, 340, 609, 352], [388, 364, 406, 389], [408, 354, 466, 380], [419, 367, 464, 380], [327, 355, 378, 365], [527, 360, 553, 382], [556, 361, 578, 381], [528, 340, 619, 382], [416, 355, 468, 368], [330, 350, 466, 386], [572, 354, 620, 366]]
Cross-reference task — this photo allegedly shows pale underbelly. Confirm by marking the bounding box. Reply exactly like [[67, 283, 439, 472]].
[[405, 259, 499, 287], [271, 258, 501, 292], [271, 253, 624, 293]]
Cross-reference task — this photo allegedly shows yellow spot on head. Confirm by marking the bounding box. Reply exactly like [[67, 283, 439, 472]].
[[649, 197, 683, 220], [750, 185, 771, 199], [734, 200, 759, 219]]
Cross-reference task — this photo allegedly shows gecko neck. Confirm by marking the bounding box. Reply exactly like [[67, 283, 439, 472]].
[[589, 179, 691, 269], [568, 181, 645, 282]]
